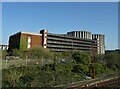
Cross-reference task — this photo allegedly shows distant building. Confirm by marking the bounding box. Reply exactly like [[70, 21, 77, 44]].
[[8, 29, 105, 54], [67, 31, 92, 39], [105, 49, 120, 54], [92, 34, 105, 54], [0, 45, 8, 50]]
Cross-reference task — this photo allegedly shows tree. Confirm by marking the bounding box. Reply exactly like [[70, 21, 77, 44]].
[[94, 63, 104, 75], [104, 52, 118, 68], [24, 46, 52, 59], [72, 51, 91, 65], [72, 64, 89, 75], [61, 51, 73, 61], [94, 54, 105, 64]]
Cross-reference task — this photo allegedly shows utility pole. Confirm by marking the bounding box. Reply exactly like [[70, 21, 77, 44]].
[[92, 44, 95, 79]]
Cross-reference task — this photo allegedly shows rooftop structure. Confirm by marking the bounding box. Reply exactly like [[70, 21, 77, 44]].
[[92, 34, 105, 54], [67, 31, 92, 39]]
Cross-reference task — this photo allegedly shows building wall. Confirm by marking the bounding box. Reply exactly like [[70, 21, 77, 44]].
[[47, 33, 97, 52], [8, 30, 104, 55], [92, 34, 105, 54], [8, 32, 21, 51], [40, 29, 48, 48], [67, 31, 92, 39], [8, 32, 43, 51], [19, 34, 27, 50], [20, 33, 42, 49]]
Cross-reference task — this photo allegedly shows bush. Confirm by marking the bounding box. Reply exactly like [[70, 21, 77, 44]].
[[72, 64, 89, 75], [2, 62, 83, 87], [3, 49, 118, 87], [72, 51, 91, 65], [94, 63, 104, 76], [2, 50, 8, 60]]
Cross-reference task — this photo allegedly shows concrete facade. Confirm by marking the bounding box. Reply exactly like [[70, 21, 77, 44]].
[[92, 34, 105, 54], [8, 29, 105, 54], [67, 31, 92, 39], [47, 33, 97, 52]]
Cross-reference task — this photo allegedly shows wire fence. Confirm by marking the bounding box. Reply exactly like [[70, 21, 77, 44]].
[[2, 58, 54, 69], [2, 56, 71, 69]]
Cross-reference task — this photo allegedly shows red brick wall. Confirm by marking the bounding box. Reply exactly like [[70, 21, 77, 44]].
[[30, 34, 42, 48], [21, 33, 42, 49], [8, 32, 21, 51], [9, 32, 43, 51]]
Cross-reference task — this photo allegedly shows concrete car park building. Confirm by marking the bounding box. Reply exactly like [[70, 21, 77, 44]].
[[8, 29, 105, 54], [92, 34, 105, 54], [47, 32, 96, 52]]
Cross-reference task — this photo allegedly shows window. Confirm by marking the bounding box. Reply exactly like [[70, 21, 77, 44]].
[[27, 36, 31, 48], [28, 36, 31, 43]]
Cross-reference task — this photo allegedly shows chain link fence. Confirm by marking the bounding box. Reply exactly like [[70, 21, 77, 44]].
[[2, 56, 72, 69], [2, 56, 54, 69]]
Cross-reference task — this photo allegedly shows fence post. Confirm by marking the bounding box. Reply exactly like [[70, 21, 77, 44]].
[[42, 56, 43, 66], [26, 56, 28, 66], [5, 59, 7, 68]]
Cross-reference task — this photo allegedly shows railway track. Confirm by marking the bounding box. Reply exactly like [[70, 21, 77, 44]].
[[67, 73, 120, 89]]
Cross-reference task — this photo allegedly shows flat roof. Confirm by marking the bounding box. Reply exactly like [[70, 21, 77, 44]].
[[67, 30, 92, 33], [21, 32, 42, 36], [10, 31, 42, 36]]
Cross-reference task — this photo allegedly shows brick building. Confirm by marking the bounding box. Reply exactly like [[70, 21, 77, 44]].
[[8, 31, 43, 51], [8, 29, 105, 54]]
